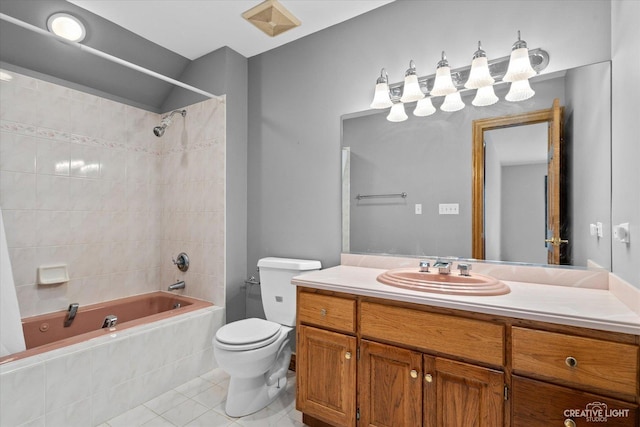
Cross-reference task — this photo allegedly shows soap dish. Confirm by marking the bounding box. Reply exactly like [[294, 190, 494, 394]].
[[37, 264, 69, 285]]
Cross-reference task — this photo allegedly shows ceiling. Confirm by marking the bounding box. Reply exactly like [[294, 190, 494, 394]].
[[0, 0, 393, 112], [68, 0, 394, 60]]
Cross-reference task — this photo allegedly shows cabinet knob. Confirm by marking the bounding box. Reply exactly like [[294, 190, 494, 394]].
[[564, 419, 576, 427], [424, 373, 433, 383], [345, 352, 352, 360], [565, 356, 578, 368], [320, 308, 327, 317], [410, 370, 418, 379]]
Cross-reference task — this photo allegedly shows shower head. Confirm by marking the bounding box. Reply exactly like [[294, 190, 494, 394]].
[[153, 109, 186, 137]]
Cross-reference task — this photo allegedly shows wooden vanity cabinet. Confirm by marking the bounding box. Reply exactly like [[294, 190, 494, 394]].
[[298, 325, 357, 427], [296, 290, 358, 427], [296, 287, 639, 427]]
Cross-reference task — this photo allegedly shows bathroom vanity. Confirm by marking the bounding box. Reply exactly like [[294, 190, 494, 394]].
[[294, 259, 640, 427]]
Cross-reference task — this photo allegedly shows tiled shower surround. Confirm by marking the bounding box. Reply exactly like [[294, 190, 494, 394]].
[[0, 71, 226, 425], [0, 70, 226, 315]]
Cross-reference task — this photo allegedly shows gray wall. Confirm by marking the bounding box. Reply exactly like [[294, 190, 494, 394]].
[[565, 62, 611, 269], [164, 47, 248, 322], [611, 0, 640, 286], [501, 163, 548, 264]]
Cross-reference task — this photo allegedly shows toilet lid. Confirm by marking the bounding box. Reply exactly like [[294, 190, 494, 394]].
[[215, 318, 281, 349]]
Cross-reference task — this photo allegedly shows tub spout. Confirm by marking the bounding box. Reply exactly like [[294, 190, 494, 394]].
[[168, 280, 185, 291], [64, 303, 79, 327]]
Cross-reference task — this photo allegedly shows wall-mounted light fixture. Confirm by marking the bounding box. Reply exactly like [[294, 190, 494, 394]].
[[46, 12, 86, 42], [369, 31, 549, 122]]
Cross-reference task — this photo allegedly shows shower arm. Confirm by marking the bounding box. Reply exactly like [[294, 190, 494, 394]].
[[159, 109, 187, 126]]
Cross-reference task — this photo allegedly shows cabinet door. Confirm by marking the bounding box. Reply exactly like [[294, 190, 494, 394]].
[[360, 340, 423, 427], [297, 325, 357, 427], [423, 355, 504, 427], [512, 376, 638, 427]]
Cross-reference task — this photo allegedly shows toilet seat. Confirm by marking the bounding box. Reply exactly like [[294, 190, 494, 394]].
[[215, 318, 282, 351]]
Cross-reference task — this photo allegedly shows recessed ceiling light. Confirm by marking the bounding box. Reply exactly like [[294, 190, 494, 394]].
[[0, 70, 13, 82], [46, 13, 86, 43]]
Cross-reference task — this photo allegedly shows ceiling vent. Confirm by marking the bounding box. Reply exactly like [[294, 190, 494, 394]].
[[242, 0, 301, 37]]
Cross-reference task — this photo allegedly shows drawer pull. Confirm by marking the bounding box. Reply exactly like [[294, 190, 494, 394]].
[[564, 419, 576, 427], [345, 352, 352, 360], [565, 356, 578, 368], [410, 369, 418, 379], [320, 308, 327, 317], [424, 373, 433, 383]]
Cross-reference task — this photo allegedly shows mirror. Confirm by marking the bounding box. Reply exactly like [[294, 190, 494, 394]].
[[342, 61, 611, 270]]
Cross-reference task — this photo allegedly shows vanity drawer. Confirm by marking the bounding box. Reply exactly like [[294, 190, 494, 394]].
[[512, 327, 638, 397], [360, 301, 504, 366], [298, 292, 356, 334], [512, 376, 638, 427]]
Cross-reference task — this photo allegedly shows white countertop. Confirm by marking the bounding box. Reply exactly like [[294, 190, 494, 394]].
[[293, 265, 640, 335]]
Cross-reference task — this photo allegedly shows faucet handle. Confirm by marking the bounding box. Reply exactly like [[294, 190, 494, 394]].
[[458, 263, 472, 276], [419, 261, 430, 272]]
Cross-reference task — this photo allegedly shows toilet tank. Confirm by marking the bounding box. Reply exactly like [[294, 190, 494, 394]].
[[257, 257, 322, 326]]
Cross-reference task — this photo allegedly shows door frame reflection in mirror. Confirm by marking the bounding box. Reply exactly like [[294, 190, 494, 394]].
[[472, 99, 565, 263]]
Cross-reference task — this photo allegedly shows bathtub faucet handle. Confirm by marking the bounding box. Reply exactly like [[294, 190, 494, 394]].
[[64, 303, 79, 327], [172, 252, 189, 272]]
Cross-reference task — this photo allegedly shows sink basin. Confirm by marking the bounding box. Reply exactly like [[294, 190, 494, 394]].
[[376, 268, 510, 296]]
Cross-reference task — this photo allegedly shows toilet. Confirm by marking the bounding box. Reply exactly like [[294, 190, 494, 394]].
[[213, 257, 321, 417]]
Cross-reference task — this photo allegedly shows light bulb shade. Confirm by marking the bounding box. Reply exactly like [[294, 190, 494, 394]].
[[465, 57, 495, 89], [505, 79, 535, 102], [387, 103, 408, 122], [440, 92, 465, 112], [413, 97, 436, 117], [503, 48, 536, 82], [472, 85, 499, 106], [370, 82, 393, 109], [430, 66, 457, 97], [400, 74, 424, 103]]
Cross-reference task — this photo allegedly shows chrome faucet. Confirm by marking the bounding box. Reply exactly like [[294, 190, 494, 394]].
[[168, 280, 185, 291], [419, 261, 430, 272], [433, 260, 452, 274], [458, 263, 472, 276], [64, 303, 79, 327]]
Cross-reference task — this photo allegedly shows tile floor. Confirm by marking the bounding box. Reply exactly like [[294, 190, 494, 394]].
[[99, 369, 307, 427]]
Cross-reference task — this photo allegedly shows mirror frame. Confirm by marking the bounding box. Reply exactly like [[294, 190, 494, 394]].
[[472, 103, 562, 260]]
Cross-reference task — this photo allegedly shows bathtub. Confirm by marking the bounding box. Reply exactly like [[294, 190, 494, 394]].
[[0, 291, 224, 426]]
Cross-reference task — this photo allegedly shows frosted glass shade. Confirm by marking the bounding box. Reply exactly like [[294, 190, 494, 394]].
[[400, 74, 424, 103], [430, 67, 457, 97], [503, 48, 536, 82], [440, 92, 465, 112], [465, 57, 495, 89], [370, 82, 393, 109], [413, 97, 436, 117], [387, 103, 408, 122], [472, 85, 499, 107], [505, 79, 535, 102]]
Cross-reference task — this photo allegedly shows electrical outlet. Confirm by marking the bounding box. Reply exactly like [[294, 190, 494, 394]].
[[439, 203, 459, 215], [415, 204, 422, 215]]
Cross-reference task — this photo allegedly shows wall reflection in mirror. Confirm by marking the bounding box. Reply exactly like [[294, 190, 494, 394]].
[[341, 61, 611, 270]]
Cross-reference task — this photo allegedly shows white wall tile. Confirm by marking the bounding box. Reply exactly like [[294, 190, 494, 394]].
[[0, 132, 37, 173], [45, 349, 92, 412], [0, 363, 45, 426]]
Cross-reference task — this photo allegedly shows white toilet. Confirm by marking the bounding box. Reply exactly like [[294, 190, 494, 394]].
[[213, 257, 321, 417]]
